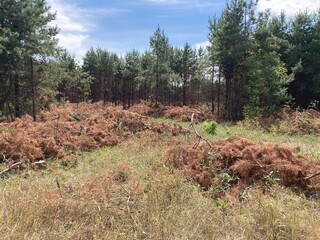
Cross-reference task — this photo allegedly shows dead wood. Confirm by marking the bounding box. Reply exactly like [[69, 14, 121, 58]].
[[190, 113, 213, 149], [305, 171, 320, 181], [0, 162, 23, 175], [119, 182, 147, 236], [0, 160, 45, 176]]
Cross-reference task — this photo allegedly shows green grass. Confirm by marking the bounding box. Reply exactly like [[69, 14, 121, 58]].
[[0, 125, 319, 239], [199, 122, 320, 161], [157, 118, 320, 161]]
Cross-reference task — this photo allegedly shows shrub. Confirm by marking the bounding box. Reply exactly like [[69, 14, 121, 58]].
[[202, 120, 218, 134]]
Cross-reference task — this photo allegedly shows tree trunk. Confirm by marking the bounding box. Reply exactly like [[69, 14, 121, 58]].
[[0, 73, 13, 115], [144, 79, 147, 100], [130, 81, 134, 106], [31, 58, 36, 121], [14, 75, 20, 118], [183, 76, 187, 106], [217, 66, 221, 118], [100, 74, 105, 103], [155, 73, 159, 107], [122, 78, 127, 109], [211, 66, 215, 113], [225, 75, 230, 120]]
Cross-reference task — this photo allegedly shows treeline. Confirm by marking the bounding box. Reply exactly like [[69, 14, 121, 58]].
[[0, 0, 319, 122], [82, 38, 211, 109]]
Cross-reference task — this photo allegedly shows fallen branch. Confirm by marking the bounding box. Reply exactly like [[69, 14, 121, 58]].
[[119, 182, 146, 236], [305, 171, 320, 181], [0, 160, 46, 176], [190, 113, 213, 149], [32, 160, 46, 166], [0, 161, 23, 176]]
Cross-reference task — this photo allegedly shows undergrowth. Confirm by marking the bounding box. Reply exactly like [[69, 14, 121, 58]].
[[0, 129, 319, 239], [0, 105, 320, 239]]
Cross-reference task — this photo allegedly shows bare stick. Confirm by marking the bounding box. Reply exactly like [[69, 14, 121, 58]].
[[305, 171, 320, 181], [0, 162, 23, 176], [33, 160, 46, 166], [56, 178, 63, 198], [0, 160, 47, 176], [119, 182, 146, 235], [190, 113, 213, 148]]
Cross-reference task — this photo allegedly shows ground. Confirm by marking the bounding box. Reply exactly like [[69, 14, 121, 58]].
[[0, 103, 319, 239]]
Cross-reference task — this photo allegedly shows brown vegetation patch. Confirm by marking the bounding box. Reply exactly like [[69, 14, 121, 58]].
[[129, 100, 165, 117], [164, 105, 213, 122], [166, 137, 319, 196], [0, 102, 189, 167], [164, 106, 213, 122], [258, 106, 320, 135], [130, 100, 214, 122]]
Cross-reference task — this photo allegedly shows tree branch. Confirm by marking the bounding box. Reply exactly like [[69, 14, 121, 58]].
[[0, 160, 46, 176], [305, 171, 320, 181], [0, 162, 23, 176], [190, 113, 213, 148], [119, 182, 147, 236]]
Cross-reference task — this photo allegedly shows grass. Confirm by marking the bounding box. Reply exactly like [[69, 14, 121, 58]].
[[0, 123, 319, 239], [202, 122, 320, 161]]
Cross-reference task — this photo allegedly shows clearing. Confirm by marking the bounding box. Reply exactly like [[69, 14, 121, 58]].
[[0, 102, 319, 239]]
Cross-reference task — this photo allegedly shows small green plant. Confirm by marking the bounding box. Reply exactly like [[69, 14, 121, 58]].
[[69, 112, 81, 121], [210, 172, 239, 198], [216, 199, 228, 210], [60, 156, 78, 169], [3, 127, 15, 133], [202, 120, 218, 134], [264, 171, 280, 187], [309, 100, 319, 110]]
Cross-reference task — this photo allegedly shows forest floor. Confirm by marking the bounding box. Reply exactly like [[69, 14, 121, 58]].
[[0, 102, 319, 239]]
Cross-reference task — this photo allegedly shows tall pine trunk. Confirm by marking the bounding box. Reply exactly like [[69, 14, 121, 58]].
[[183, 76, 187, 106], [211, 67, 215, 113], [217, 66, 221, 118], [14, 75, 20, 118], [31, 58, 36, 121]]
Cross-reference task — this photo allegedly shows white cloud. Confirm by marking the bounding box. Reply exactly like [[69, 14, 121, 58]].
[[194, 41, 210, 50], [58, 34, 89, 53], [47, 0, 130, 62], [47, 0, 89, 61], [257, 0, 320, 16]]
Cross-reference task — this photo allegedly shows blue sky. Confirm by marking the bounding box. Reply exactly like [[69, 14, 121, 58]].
[[47, 0, 320, 61]]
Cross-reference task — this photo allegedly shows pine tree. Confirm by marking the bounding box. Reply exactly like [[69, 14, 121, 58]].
[[0, 0, 58, 120], [208, 0, 255, 120], [287, 11, 320, 108], [150, 26, 170, 106], [123, 50, 141, 108], [181, 42, 195, 106], [244, 11, 293, 117]]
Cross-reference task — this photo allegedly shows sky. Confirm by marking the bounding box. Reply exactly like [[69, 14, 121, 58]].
[[46, 0, 320, 62]]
